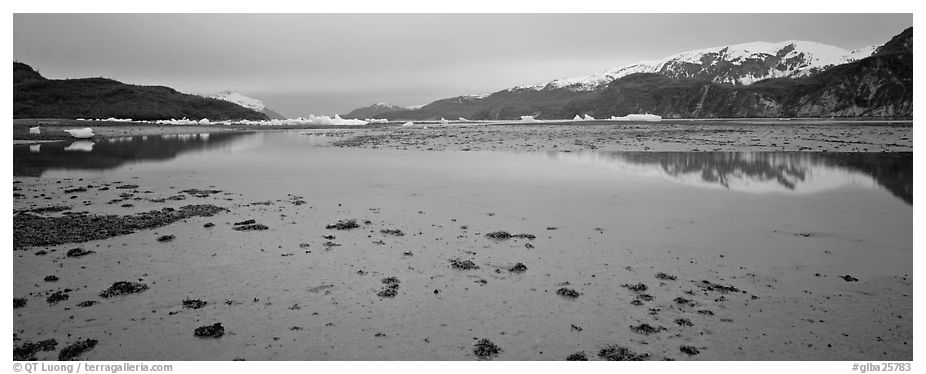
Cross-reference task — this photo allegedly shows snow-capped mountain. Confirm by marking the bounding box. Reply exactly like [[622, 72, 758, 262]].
[[344, 102, 417, 119], [516, 40, 880, 91], [211, 90, 285, 119]]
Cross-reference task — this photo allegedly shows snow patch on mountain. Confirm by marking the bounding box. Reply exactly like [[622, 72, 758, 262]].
[[517, 40, 881, 91], [370, 102, 408, 110], [211, 90, 267, 111]]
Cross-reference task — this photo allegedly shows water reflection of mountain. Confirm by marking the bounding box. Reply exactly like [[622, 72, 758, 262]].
[[13, 131, 251, 177], [551, 152, 912, 205], [814, 152, 912, 205], [620, 152, 810, 190]]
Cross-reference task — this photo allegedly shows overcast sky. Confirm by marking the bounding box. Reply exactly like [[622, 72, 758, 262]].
[[14, 13, 912, 117]]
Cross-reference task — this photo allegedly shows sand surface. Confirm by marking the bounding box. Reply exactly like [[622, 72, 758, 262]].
[[12, 130, 912, 361]]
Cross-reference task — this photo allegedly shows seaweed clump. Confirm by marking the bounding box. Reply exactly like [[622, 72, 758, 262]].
[[597, 345, 650, 361], [508, 262, 528, 273], [675, 318, 694, 327], [180, 189, 221, 197], [840, 275, 859, 282], [232, 223, 268, 231], [326, 219, 360, 230], [194, 323, 225, 338], [46, 291, 69, 304], [699, 280, 742, 293], [99, 281, 149, 298], [58, 339, 98, 360], [622, 283, 648, 292], [473, 338, 501, 359], [566, 351, 588, 361], [14, 339, 57, 360], [377, 277, 401, 298], [556, 287, 581, 298], [450, 258, 480, 270], [380, 229, 404, 236], [630, 323, 667, 335], [66, 248, 95, 258], [680, 345, 701, 356], [183, 298, 207, 309], [485, 231, 535, 240]]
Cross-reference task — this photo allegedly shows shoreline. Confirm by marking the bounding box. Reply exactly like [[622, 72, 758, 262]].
[[12, 119, 913, 153]]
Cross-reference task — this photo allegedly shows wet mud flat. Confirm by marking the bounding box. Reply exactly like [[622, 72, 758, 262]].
[[331, 120, 912, 153], [12, 132, 912, 361]]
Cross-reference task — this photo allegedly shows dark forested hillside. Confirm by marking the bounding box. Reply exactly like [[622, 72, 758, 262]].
[[13, 62, 269, 121]]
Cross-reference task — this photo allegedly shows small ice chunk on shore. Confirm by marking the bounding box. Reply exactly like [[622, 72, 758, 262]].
[[63, 128, 95, 139]]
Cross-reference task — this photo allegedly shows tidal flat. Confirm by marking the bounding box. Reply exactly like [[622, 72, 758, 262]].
[[13, 123, 912, 360]]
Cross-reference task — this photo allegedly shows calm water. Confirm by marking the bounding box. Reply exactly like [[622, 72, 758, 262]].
[[14, 130, 913, 205]]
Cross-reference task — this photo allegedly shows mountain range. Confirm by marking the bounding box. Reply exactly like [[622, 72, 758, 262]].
[[347, 27, 912, 120], [13, 63, 269, 121]]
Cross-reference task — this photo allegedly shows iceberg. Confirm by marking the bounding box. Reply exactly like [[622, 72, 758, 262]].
[[440, 118, 449, 126], [29, 144, 41, 153], [29, 126, 40, 134], [402, 121, 415, 127], [573, 115, 583, 121], [583, 114, 595, 121], [520, 115, 537, 123], [63, 128, 95, 139], [155, 118, 198, 125], [609, 113, 662, 122]]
